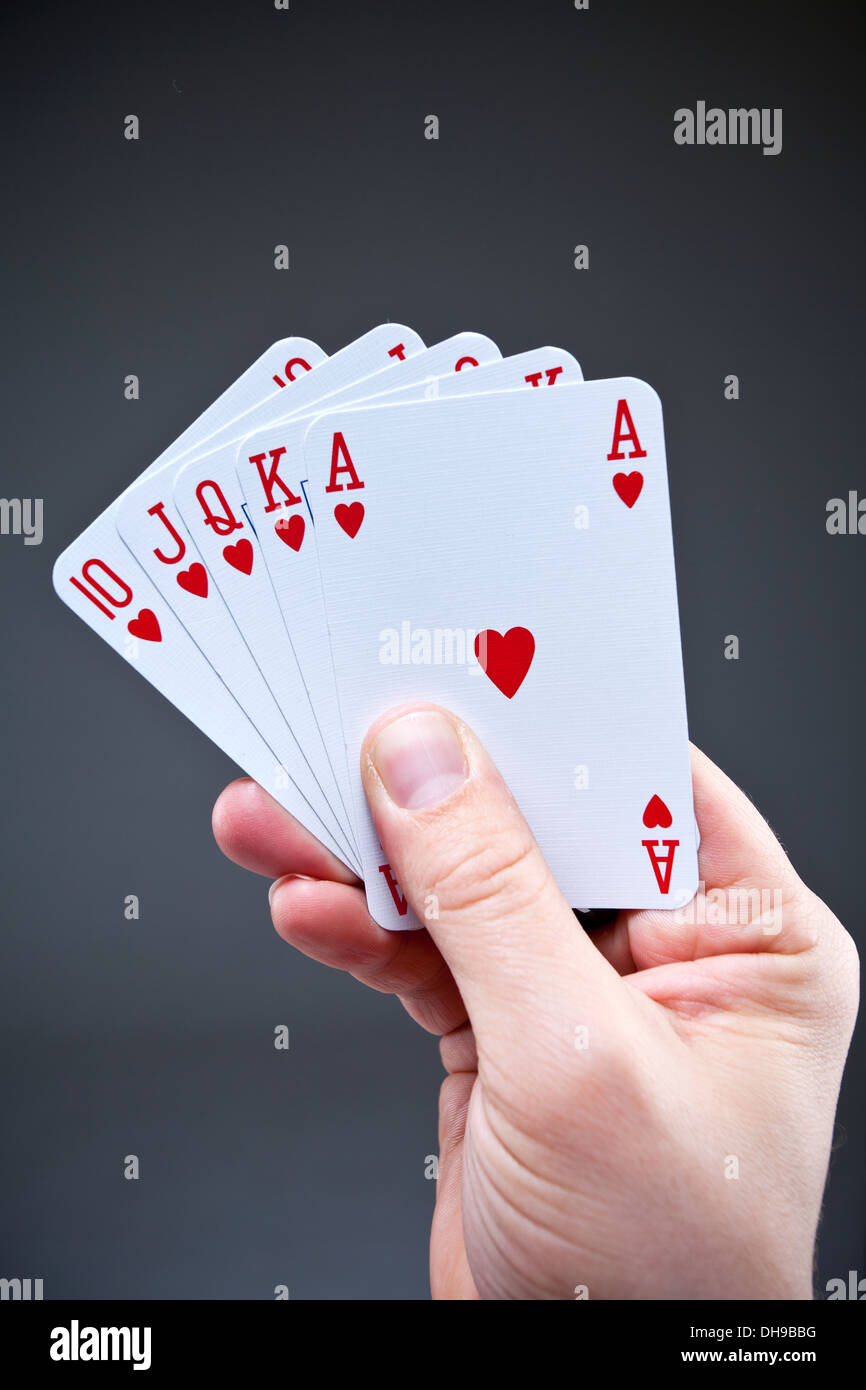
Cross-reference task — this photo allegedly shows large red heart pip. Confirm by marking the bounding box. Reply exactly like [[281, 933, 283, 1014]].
[[334, 502, 364, 539], [274, 515, 305, 552], [474, 627, 535, 699], [127, 608, 162, 643], [613, 471, 644, 508], [176, 562, 208, 598], [642, 794, 673, 829], [223, 539, 254, 574]]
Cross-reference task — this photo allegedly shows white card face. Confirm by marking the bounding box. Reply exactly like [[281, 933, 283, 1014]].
[[303, 379, 699, 929], [234, 333, 504, 842], [169, 325, 429, 851], [114, 338, 365, 872], [53, 338, 361, 870]]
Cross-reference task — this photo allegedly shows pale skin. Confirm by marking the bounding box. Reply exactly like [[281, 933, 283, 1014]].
[[213, 704, 859, 1300]]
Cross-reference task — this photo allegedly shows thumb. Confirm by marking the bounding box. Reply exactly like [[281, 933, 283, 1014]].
[[360, 704, 621, 1046]]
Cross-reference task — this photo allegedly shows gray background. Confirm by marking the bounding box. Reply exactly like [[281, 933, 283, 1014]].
[[1, 0, 862, 1298]]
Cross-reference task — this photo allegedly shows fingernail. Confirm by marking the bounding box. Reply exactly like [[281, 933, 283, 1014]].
[[370, 711, 468, 810], [268, 873, 312, 906], [268, 876, 288, 906]]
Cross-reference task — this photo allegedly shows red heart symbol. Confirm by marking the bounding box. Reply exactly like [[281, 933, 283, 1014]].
[[127, 608, 162, 643], [613, 471, 644, 508], [334, 501, 364, 539], [223, 538, 254, 574], [474, 627, 535, 699], [642, 795, 673, 829], [274, 515, 305, 552], [176, 562, 208, 598]]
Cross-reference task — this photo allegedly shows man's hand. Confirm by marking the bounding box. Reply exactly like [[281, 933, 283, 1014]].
[[213, 705, 859, 1300]]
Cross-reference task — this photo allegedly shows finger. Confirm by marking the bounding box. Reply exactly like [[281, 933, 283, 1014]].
[[582, 914, 637, 975], [269, 875, 467, 1036], [213, 778, 359, 885], [625, 745, 824, 968], [439, 1020, 478, 1075], [431, 1067, 479, 1300], [691, 744, 802, 896], [360, 704, 623, 1047]]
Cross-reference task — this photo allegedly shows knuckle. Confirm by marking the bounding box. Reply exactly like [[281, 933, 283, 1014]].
[[425, 820, 548, 921], [785, 889, 860, 1033], [828, 918, 861, 1021], [805, 887, 860, 968]]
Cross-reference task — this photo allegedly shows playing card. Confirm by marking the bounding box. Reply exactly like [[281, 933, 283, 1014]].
[[303, 378, 699, 928], [53, 338, 360, 870], [232, 333, 503, 843]]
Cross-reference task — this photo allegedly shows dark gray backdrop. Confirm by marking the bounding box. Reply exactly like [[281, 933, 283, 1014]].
[[1, 0, 863, 1299]]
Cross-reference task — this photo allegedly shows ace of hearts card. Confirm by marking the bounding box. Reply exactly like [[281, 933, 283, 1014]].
[[303, 376, 699, 929]]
